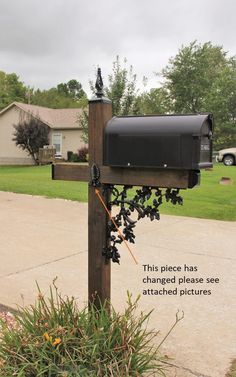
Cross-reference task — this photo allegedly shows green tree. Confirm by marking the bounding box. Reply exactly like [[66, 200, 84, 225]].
[[12, 118, 50, 165], [79, 107, 89, 144], [136, 87, 170, 115], [207, 59, 236, 148], [162, 41, 228, 112], [31, 88, 78, 108], [31, 80, 87, 109], [161, 41, 236, 148], [57, 79, 86, 100], [104, 56, 138, 115], [0, 71, 27, 110]]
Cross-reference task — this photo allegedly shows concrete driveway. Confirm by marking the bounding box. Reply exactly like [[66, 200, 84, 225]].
[[0, 191, 235, 377]]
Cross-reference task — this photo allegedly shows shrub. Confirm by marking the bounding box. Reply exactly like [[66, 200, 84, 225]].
[[70, 153, 79, 162], [0, 283, 178, 376], [77, 146, 88, 162], [67, 151, 73, 161], [67, 147, 88, 163]]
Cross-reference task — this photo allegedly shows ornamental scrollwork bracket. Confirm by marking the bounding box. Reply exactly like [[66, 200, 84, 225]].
[[102, 185, 183, 264]]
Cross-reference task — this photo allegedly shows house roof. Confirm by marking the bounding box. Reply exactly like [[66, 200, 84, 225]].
[[0, 102, 84, 129]]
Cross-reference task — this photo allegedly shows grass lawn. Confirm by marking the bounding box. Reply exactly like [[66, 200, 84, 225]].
[[0, 165, 88, 202], [0, 164, 235, 221]]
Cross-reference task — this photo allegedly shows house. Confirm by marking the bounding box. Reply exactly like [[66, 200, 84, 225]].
[[0, 102, 85, 165]]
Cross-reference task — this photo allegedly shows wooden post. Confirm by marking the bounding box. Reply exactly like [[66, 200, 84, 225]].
[[88, 94, 112, 307]]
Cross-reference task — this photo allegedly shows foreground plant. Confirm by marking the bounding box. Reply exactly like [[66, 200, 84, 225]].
[[0, 283, 182, 376], [226, 359, 236, 377]]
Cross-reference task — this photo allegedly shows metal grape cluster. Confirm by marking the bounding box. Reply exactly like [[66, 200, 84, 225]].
[[103, 185, 183, 263]]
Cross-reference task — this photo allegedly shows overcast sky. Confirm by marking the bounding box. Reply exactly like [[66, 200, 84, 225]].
[[0, 0, 235, 95]]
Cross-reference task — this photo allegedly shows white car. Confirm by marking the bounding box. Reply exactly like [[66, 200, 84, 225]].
[[217, 147, 236, 166]]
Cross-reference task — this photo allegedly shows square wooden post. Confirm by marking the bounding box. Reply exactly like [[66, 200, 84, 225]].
[[88, 95, 112, 307]]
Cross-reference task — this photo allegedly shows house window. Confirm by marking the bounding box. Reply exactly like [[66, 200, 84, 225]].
[[52, 133, 62, 156]]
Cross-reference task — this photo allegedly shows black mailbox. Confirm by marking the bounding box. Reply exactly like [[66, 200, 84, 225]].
[[104, 113, 213, 170]]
